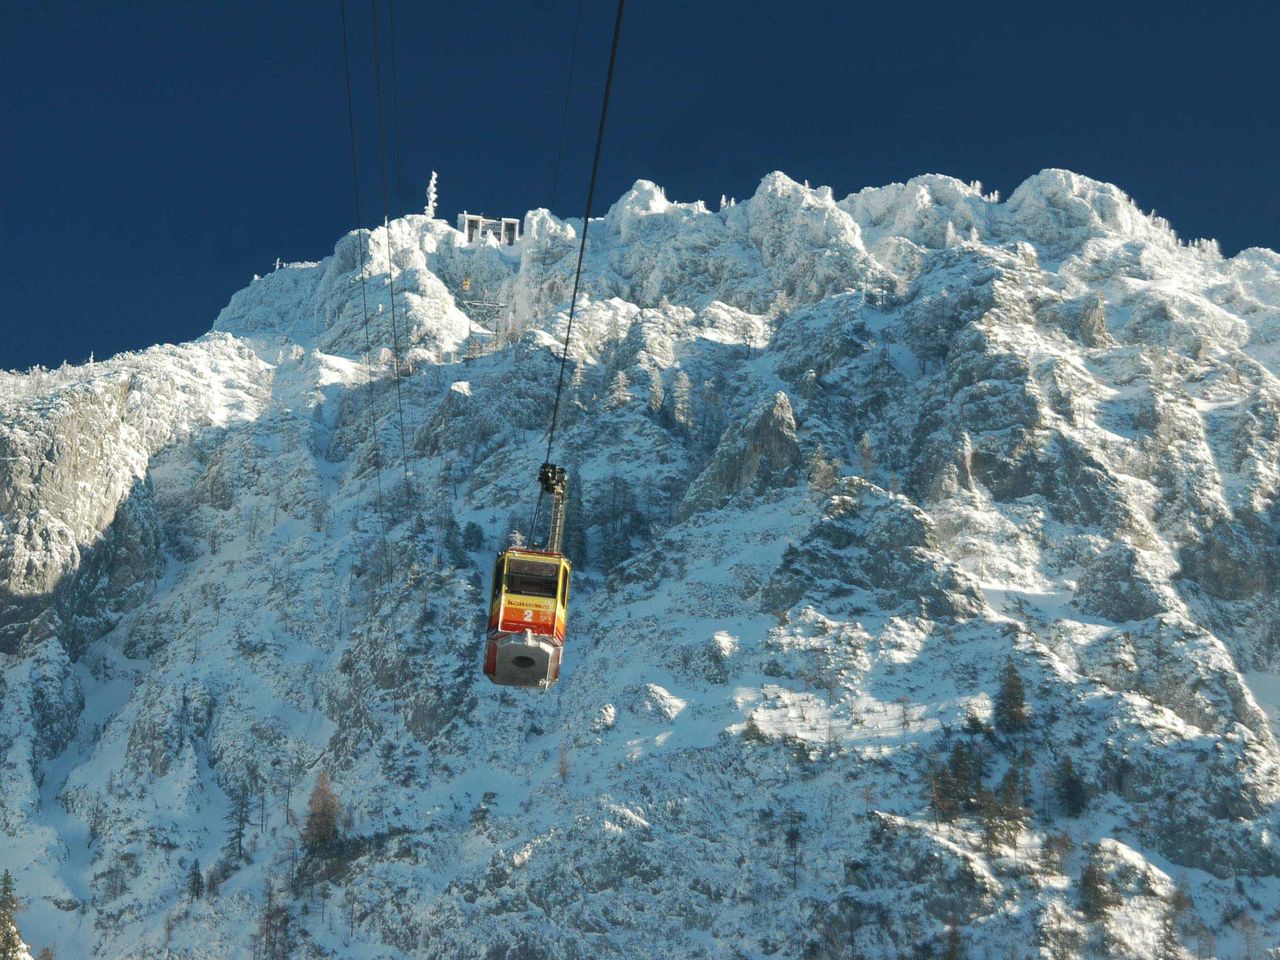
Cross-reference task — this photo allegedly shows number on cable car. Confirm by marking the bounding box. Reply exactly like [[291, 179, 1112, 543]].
[[484, 547, 572, 688]]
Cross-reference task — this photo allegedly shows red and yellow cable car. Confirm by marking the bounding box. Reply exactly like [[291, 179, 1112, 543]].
[[483, 463, 573, 689], [484, 547, 572, 687]]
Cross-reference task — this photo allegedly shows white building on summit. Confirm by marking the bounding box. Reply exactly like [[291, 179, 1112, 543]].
[[457, 211, 521, 246]]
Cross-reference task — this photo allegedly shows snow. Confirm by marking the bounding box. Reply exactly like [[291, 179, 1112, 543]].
[[1, 167, 1279, 958]]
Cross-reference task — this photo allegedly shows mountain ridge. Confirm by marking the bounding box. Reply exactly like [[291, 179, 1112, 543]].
[[2, 168, 1280, 959]]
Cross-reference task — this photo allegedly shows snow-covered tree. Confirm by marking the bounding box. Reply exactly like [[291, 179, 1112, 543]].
[[1079, 847, 1120, 920], [665, 370, 693, 438], [562, 467, 587, 567], [424, 171, 438, 219], [645, 366, 664, 417], [607, 370, 631, 410], [0, 870, 24, 960], [0, 925, 24, 960], [857, 431, 875, 475], [807, 444, 839, 493], [568, 361, 587, 416], [770, 289, 793, 320]]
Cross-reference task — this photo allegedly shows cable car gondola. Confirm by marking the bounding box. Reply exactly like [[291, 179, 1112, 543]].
[[480, 0, 624, 690], [484, 464, 573, 688]]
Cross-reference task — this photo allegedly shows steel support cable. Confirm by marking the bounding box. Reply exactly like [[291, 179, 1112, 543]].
[[387, 0, 407, 214], [542, 0, 626, 469], [528, 489, 545, 549], [530, 0, 623, 551], [369, 0, 413, 488], [548, 0, 584, 214], [339, 0, 391, 575]]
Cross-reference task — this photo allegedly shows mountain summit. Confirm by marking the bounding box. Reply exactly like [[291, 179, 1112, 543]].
[[3, 170, 1280, 958]]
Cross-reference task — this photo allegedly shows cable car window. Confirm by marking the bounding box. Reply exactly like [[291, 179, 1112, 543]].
[[491, 556, 504, 603], [506, 558, 559, 598]]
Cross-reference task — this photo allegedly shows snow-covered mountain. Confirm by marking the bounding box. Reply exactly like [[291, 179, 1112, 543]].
[[3, 168, 1280, 959]]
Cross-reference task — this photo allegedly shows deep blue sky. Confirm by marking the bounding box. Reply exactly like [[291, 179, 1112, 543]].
[[2, 0, 1277, 370]]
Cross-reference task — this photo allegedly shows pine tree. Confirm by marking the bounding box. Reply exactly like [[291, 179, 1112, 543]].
[[1040, 831, 1074, 873], [607, 370, 631, 409], [0, 872, 16, 920], [462, 521, 485, 552], [569, 362, 587, 413], [858, 431, 875, 475], [442, 516, 467, 567], [981, 767, 1027, 850], [946, 740, 981, 809], [0, 870, 22, 960], [645, 366, 664, 418], [666, 371, 693, 438], [807, 444, 839, 493], [257, 881, 295, 960], [1156, 909, 1182, 960], [562, 467, 587, 567], [1054, 756, 1088, 817], [928, 765, 961, 824], [186, 858, 204, 901], [783, 810, 805, 889], [1079, 848, 1118, 920], [224, 788, 249, 861], [698, 377, 726, 450], [962, 707, 986, 736], [994, 657, 1029, 733], [1171, 874, 1194, 919], [942, 921, 964, 960], [599, 473, 636, 570], [303, 769, 342, 852]]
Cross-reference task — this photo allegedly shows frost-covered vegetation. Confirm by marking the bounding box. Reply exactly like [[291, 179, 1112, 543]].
[[2, 169, 1280, 958]]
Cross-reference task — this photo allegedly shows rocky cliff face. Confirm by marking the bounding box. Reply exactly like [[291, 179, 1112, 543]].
[[2, 169, 1280, 959]]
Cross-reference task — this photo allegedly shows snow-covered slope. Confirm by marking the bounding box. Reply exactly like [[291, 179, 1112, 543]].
[[3, 169, 1280, 959]]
